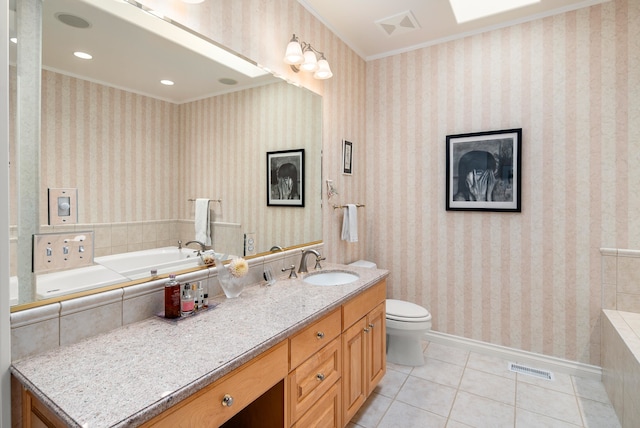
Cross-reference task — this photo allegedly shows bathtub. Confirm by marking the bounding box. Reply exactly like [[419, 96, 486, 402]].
[[9, 265, 129, 302], [94, 246, 226, 280], [601, 309, 640, 427]]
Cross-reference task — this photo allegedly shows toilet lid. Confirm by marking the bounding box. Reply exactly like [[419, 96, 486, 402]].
[[386, 299, 430, 319]]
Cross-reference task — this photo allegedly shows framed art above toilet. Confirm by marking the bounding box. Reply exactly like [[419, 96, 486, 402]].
[[446, 128, 522, 212]]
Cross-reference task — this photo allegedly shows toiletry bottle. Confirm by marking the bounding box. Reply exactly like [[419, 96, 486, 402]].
[[192, 283, 200, 311], [181, 283, 195, 316], [164, 274, 181, 319], [203, 293, 209, 308], [197, 283, 204, 310]]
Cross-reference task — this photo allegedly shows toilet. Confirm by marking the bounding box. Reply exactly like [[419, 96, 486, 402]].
[[349, 260, 432, 367]]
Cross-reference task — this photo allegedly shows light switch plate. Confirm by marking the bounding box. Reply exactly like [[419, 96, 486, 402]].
[[48, 188, 78, 225], [33, 231, 94, 273]]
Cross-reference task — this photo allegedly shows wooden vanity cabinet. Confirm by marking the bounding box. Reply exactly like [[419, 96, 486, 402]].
[[14, 279, 387, 428], [142, 340, 288, 428], [341, 281, 386, 424]]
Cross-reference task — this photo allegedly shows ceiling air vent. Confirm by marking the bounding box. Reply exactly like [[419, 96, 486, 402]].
[[375, 10, 420, 37]]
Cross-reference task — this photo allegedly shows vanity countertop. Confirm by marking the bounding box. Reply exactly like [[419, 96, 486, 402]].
[[11, 263, 389, 428]]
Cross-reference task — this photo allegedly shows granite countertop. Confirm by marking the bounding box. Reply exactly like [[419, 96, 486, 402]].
[[11, 263, 388, 428]]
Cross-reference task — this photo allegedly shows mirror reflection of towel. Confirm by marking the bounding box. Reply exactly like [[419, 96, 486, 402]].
[[195, 198, 212, 246], [341, 204, 358, 243]]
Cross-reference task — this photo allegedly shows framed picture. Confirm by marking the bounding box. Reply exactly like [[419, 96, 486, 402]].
[[267, 149, 304, 207], [446, 128, 522, 212], [343, 140, 353, 175]]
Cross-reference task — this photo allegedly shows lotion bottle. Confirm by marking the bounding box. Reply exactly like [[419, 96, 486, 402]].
[[164, 274, 181, 319]]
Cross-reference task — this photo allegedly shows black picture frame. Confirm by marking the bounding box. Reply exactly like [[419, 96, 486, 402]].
[[267, 149, 304, 207], [343, 140, 353, 175], [446, 128, 522, 212]]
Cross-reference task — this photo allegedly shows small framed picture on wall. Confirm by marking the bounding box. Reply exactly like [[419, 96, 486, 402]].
[[267, 149, 305, 207], [343, 140, 353, 175]]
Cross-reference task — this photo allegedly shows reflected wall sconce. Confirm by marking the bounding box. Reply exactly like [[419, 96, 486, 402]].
[[283, 34, 333, 80]]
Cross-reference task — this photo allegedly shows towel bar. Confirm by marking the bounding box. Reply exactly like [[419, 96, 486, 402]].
[[333, 203, 365, 209]]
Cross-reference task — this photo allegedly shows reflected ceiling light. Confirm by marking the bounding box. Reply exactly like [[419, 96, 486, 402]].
[[283, 34, 332, 80], [73, 51, 93, 60], [10, 37, 17, 44], [160, 79, 175, 86], [449, 0, 541, 23]]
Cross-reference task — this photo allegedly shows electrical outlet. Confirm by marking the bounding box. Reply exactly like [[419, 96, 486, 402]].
[[244, 232, 256, 256]]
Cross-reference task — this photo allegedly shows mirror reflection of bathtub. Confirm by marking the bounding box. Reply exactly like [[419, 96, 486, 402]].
[[9, 247, 232, 303]]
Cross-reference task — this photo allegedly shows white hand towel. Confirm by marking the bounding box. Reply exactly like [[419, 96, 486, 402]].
[[195, 198, 212, 246], [341, 204, 358, 243]]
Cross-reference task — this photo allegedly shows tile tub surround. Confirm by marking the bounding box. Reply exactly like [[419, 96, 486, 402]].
[[601, 310, 640, 427], [601, 248, 640, 312], [10, 262, 388, 428]]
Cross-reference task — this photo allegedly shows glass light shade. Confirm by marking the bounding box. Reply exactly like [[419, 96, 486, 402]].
[[283, 41, 304, 64], [313, 59, 333, 79], [300, 49, 318, 72]]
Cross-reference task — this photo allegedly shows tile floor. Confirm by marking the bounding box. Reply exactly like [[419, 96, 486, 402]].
[[348, 341, 621, 428]]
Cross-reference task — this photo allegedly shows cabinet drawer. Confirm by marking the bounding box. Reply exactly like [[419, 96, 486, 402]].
[[342, 279, 386, 329], [290, 308, 341, 369], [288, 337, 341, 423], [144, 341, 287, 427], [292, 380, 342, 428]]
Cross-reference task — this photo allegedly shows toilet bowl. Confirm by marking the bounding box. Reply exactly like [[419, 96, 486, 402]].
[[348, 260, 432, 367]]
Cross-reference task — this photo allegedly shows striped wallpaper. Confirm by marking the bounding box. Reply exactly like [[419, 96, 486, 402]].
[[365, 0, 639, 365], [10, 0, 637, 366]]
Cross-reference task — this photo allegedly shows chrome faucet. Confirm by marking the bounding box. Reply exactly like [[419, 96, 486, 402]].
[[185, 240, 207, 255], [298, 249, 324, 274]]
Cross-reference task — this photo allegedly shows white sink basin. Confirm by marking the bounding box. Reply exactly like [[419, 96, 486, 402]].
[[303, 271, 359, 286]]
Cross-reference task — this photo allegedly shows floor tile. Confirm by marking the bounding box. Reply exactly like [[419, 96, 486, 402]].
[[515, 408, 582, 427], [444, 420, 474, 428], [395, 375, 457, 417], [516, 382, 582, 426], [516, 370, 574, 395], [374, 368, 409, 398], [577, 397, 622, 428], [449, 391, 515, 428], [571, 375, 611, 403], [385, 360, 414, 374], [351, 393, 393, 428], [411, 357, 465, 388], [466, 352, 516, 380], [424, 342, 470, 367], [377, 400, 447, 428], [459, 368, 516, 405]]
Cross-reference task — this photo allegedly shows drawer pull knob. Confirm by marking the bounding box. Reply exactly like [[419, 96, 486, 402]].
[[368, 323, 374, 329], [222, 394, 234, 407], [316, 331, 325, 339], [316, 373, 325, 381], [364, 327, 370, 333]]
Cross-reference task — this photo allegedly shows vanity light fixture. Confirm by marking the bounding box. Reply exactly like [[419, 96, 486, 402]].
[[283, 34, 333, 80]]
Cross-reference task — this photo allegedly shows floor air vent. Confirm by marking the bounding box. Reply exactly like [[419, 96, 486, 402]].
[[508, 362, 554, 380]]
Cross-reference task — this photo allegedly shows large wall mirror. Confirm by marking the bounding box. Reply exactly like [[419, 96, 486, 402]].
[[9, 0, 322, 307]]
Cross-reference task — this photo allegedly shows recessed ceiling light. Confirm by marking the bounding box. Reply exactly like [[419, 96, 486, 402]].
[[449, 0, 541, 23], [219, 78, 238, 85], [55, 13, 91, 29], [73, 51, 93, 60], [160, 80, 175, 86]]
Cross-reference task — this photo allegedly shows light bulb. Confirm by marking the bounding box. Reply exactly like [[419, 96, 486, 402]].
[[314, 58, 333, 79], [300, 49, 318, 72], [283, 40, 304, 64]]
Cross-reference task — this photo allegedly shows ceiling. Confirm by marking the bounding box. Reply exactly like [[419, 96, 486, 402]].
[[10, 0, 276, 104], [297, 0, 610, 60]]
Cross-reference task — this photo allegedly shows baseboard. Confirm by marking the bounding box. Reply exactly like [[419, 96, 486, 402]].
[[423, 330, 602, 381]]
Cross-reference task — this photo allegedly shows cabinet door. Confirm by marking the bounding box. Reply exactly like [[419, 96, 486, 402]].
[[366, 302, 386, 394], [292, 380, 341, 428], [341, 317, 367, 424]]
